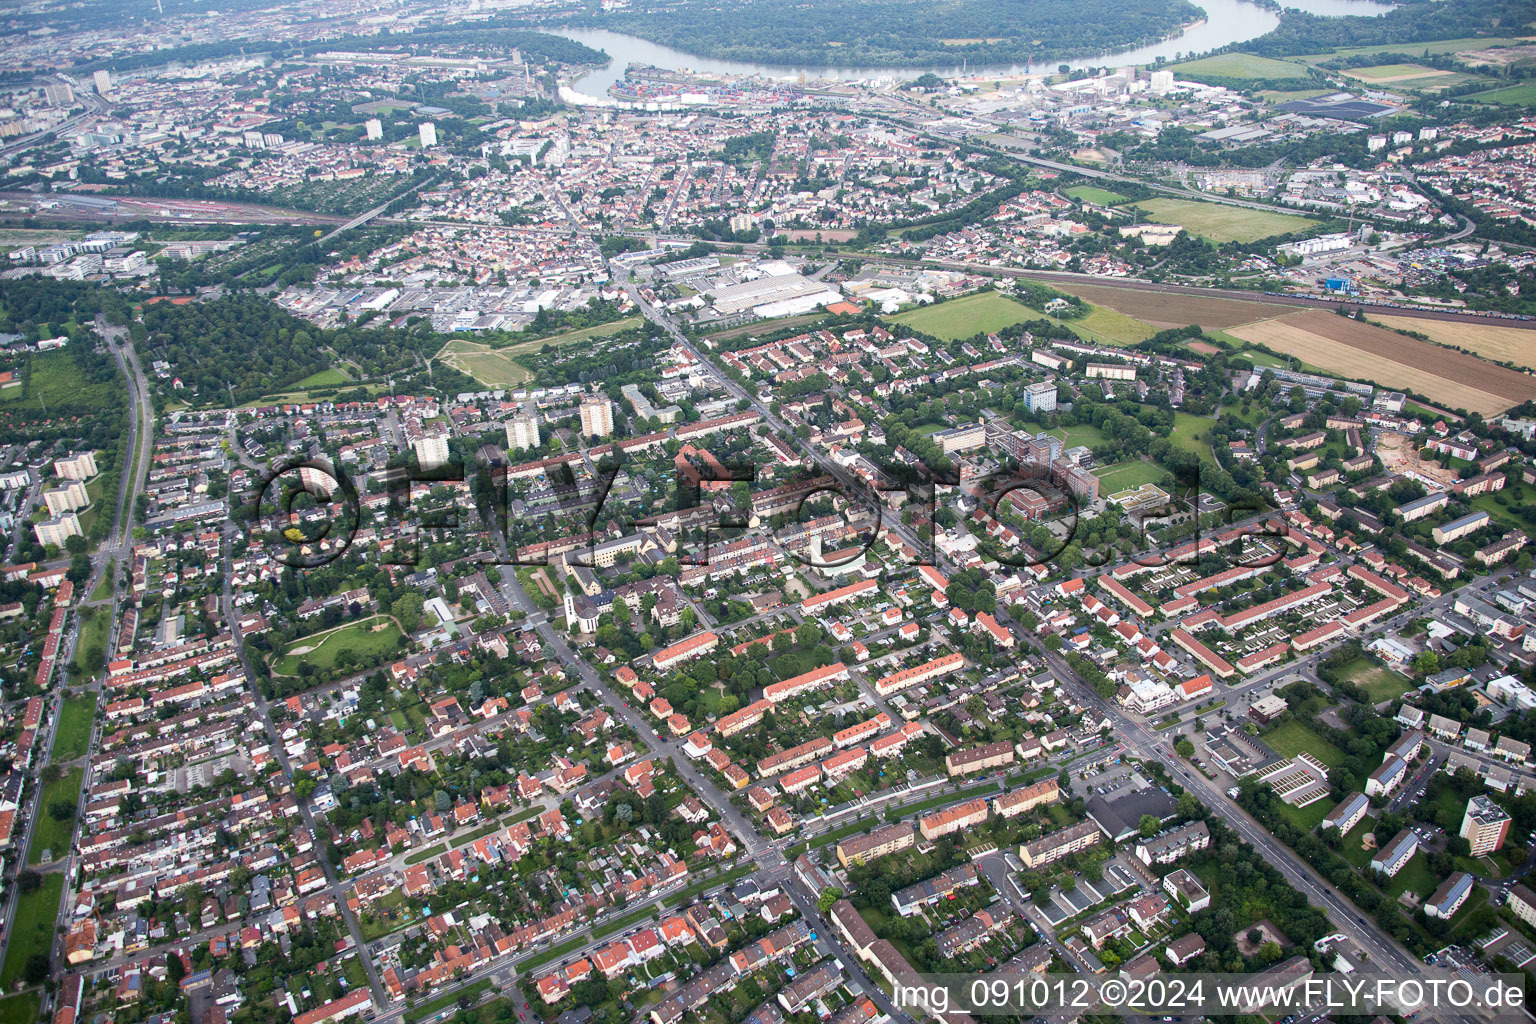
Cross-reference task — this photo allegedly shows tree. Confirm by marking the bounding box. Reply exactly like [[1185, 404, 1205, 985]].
[[1139, 814, 1161, 837], [17, 870, 40, 894], [817, 887, 844, 913], [392, 593, 425, 633], [1174, 738, 1195, 759], [23, 953, 49, 985]]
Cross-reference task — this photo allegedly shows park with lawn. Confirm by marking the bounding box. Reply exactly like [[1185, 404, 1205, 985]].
[[0, 871, 63, 989], [275, 614, 404, 677]]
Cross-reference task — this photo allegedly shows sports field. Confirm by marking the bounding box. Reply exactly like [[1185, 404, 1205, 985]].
[[1376, 315, 1536, 370], [1094, 461, 1166, 492], [1172, 52, 1310, 80], [1226, 311, 1536, 416], [1065, 185, 1129, 205], [1345, 63, 1451, 82], [1131, 199, 1318, 243], [886, 290, 1033, 341], [276, 615, 404, 675]]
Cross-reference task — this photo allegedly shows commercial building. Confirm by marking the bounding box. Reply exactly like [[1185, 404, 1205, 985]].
[[931, 423, 986, 455], [1461, 794, 1511, 856]]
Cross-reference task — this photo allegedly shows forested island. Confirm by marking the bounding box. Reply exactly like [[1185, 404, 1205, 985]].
[[552, 0, 1203, 68]]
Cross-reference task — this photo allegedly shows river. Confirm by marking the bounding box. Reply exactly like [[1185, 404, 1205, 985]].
[[554, 0, 1394, 100]]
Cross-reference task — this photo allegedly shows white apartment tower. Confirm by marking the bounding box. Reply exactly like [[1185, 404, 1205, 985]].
[[93, 70, 112, 96], [579, 397, 615, 439], [413, 433, 450, 471], [505, 415, 541, 451], [418, 122, 438, 148], [365, 118, 383, 141]]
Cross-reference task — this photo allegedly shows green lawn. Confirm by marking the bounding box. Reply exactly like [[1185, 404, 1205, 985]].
[[406, 979, 493, 1023], [70, 607, 109, 678], [1132, 199, 1319, 244], [1340, 818, 1377, 868], [292, 367, 353, 389], [49, 694, 95, 762], [1264, 720, 1346, 768], [1472, 81, 1536, 105], [1049, 424, 1108, 448], [1172, 52, 1311, 80], [1337, 656, 1414, 702], [886, 291, 1034, 341], [275, 615, 404, 675], [1065, 305, 1158, 347], [1094, 461, 1168, 492], [89, 561, 114, 603], [0, 992, 39, 1024], [1168, 412, 1217, 456], [1384, 851, 1438, 898], [29, 767, 83, 865], [0, 872, 63, 988], [1065, 185, 1129, 205], [1277, 797, 1332, 832]]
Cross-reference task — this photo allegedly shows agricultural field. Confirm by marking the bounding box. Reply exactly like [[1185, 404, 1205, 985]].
[[276, 615, 404, 675], [1377, 315, 1536, 370], [1065, 185, 1130, 205], [1226, 311, 1536, 416], [1295, 36, 1529, 61], [886, 290, 1034, 341], [1094, 460, 1167, 492], [1131, 199, 1318, 243], [1470, 81, 1536, 105], [1058, 283, 1296, 329], [1172, 52, 1310, 79], [1344, 63, 1455, 83]]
